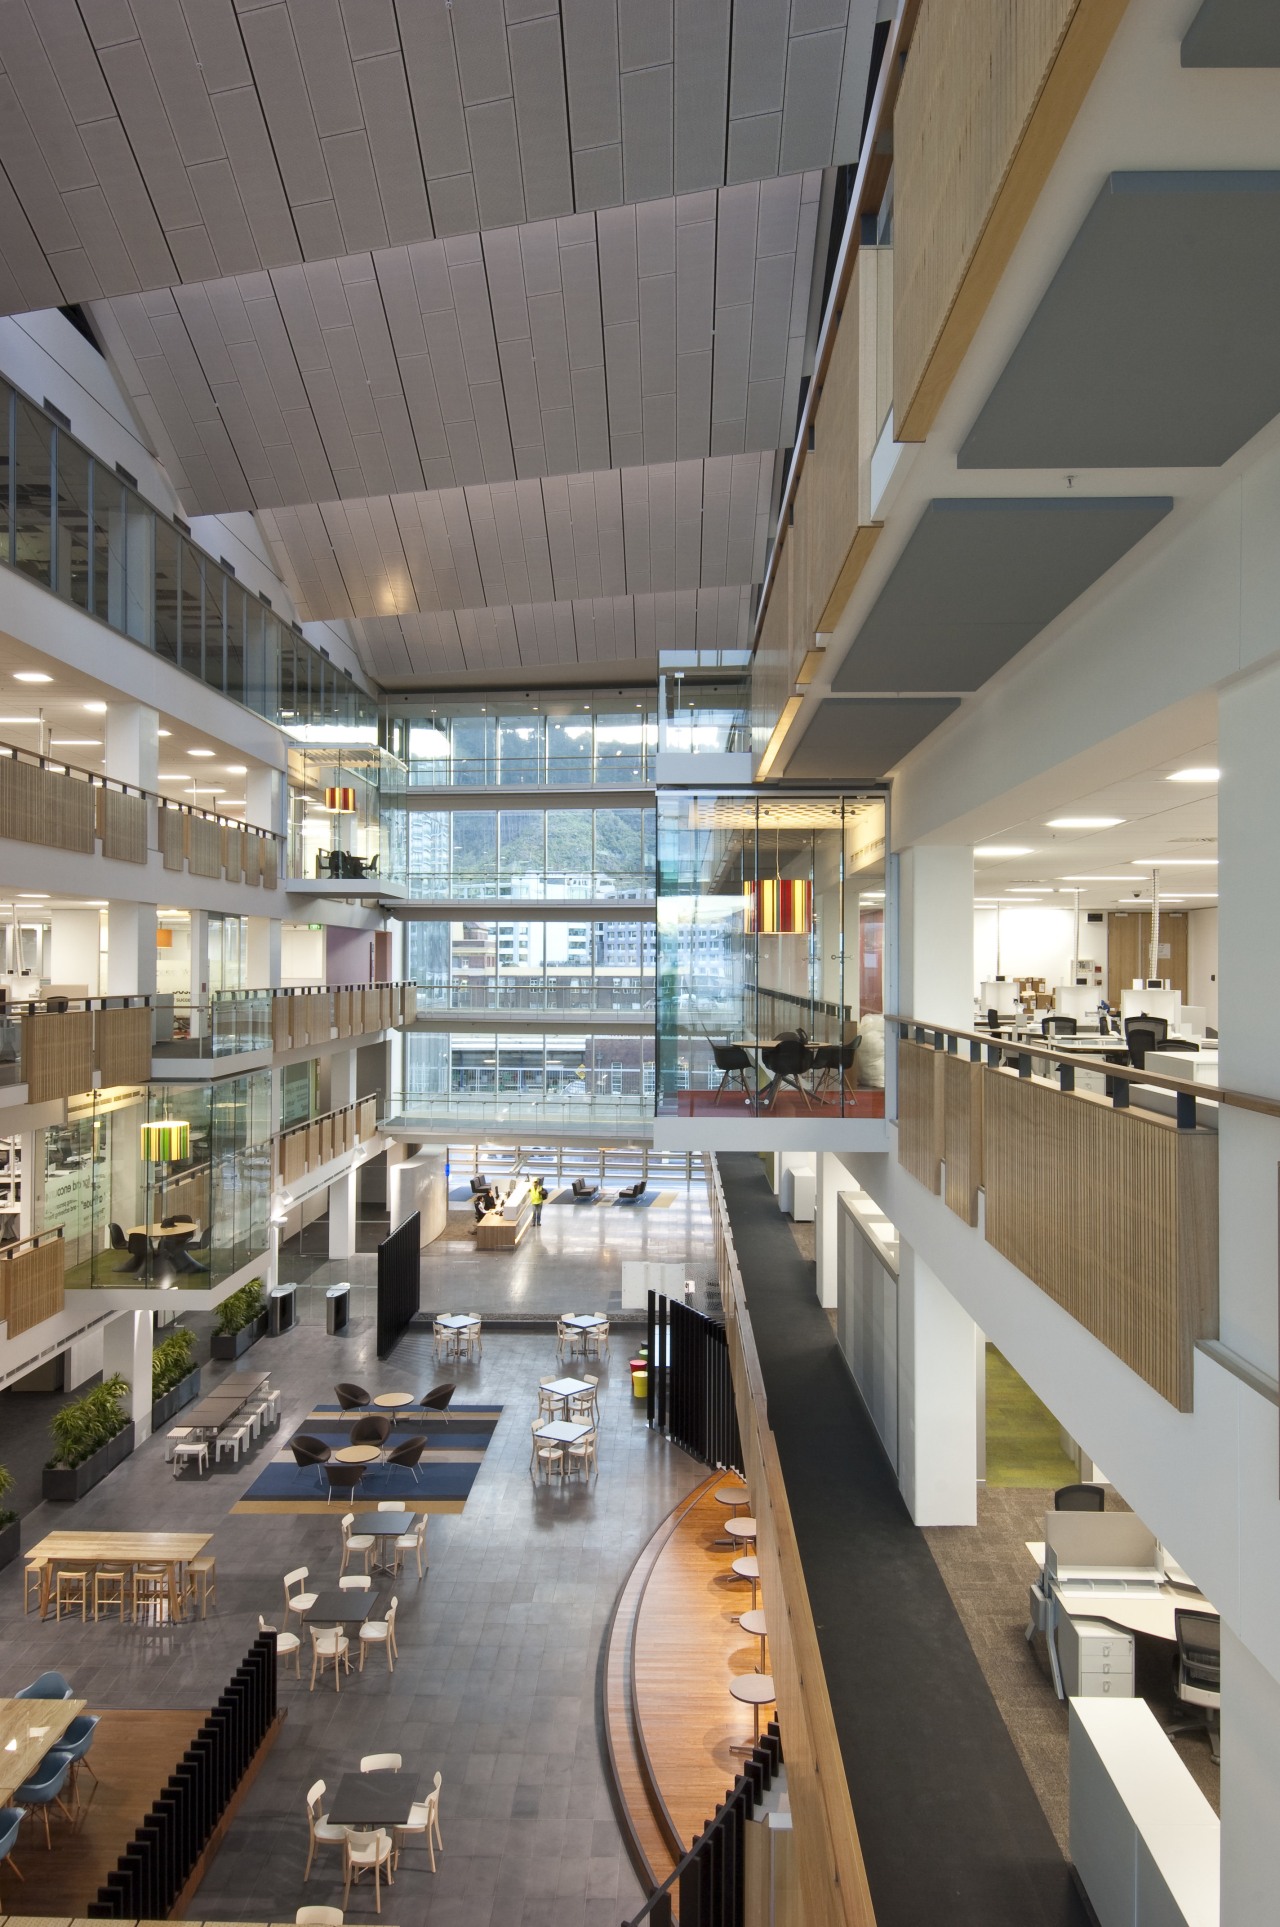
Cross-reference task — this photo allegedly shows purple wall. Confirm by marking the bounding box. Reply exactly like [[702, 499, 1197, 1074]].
[[326, 924, 375, 984]]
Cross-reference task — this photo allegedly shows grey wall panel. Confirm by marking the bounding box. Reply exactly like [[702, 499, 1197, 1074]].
[[1182, 0, 1280, 65], [789, 696, 961, 779]]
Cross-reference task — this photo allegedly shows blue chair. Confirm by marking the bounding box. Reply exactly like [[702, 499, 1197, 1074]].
[[13, 1753, 72, 1848], [14, 1671, 73, 1701], [47, 1713, 99, 1805], [0, 1805, 24, 1899]]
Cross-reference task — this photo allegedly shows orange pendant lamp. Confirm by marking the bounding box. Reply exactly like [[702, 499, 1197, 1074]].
[[324, 785, 357, 812], [743, 876, 812, 935]]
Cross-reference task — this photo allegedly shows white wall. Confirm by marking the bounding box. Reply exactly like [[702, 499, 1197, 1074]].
[[281, 924, 325, 986], [973, 905, 1076, 996], [1187, 906, 1219, 1031]]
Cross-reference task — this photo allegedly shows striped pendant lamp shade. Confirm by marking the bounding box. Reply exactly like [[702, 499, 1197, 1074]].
[[324, 785, 357, 812], [140, 1119, 190, 1162], [743, 878, 812, 935]]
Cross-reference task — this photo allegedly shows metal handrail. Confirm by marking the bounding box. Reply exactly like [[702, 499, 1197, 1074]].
[[0, 732, 282, 842], [0, 1224, 63, 1259], [888, 1013, 1280, 1125]]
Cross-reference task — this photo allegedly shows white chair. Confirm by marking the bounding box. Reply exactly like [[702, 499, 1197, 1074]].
[[555, 1320, 572, 1359], [395, 1770, 443, 1872], [432, 1319, 450, 1362], [172, 1439, 209, 1478], [284, 1566, 317, 1629], [567, 1428, 598, 1480], [585, 1319, 610, 1360], [360, 1752, 402, 1773], [569, 1374, 600, 1422], [261, 1386, 281, 1426], [215, 1420, 251, 1464], [303, 1779, 347, 1880], [463, 1315, 482, 1359], [340, 1512, 374, 1575], [376, 1499, 403, 1511], [309, 1624, 351, 1693], [359, 1595, 398, 1672], [531, 1420, 564, 1483], [394, 1517, 427, 1579], [296, 1909, 344, 1926], [259, 1612, 301, 1676], [343, 1829, 393, 1913], [537, 1376, 559, 1417]]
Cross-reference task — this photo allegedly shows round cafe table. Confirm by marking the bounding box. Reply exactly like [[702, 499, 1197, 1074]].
[[731, 1555, 759, 1610], [373, 1392, 415, 1410], [726, 1517, 757, 1545], [738, 1609, 769, 1666], [729, 1673, 776, 1749], [335, 1443, 380, 1465]]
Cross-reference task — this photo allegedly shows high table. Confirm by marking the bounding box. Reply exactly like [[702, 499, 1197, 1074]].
[[0, 1696, 85, 1803], [27, 1529, 211, 1620]]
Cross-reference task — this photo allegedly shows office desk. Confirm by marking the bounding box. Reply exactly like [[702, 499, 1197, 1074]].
[[1027, 1540, 1217, 1683], [1070, 1698, 1219, 1927], [476, 1180, 532, 1249]]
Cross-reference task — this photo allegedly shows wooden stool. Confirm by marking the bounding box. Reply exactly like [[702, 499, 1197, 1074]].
[[23, 1557, 48, 1616], [133, 1565, 170, 1621], [185, 1555, 217, 1619], [94, 1566, 128, 1622], [55, 1567, 90, 1621]]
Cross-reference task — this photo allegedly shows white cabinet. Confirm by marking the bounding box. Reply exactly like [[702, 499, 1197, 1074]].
[[1058, 1615, 1134, 1699]]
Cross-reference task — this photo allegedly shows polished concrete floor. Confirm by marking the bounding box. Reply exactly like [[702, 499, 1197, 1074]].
[[0, 1225, 710, 1926]]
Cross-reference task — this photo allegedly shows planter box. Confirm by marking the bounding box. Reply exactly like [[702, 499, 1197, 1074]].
[[0, 1517, 19, 1573], [211, 1311, 268, 1360], [151, 1366, 202, 1431], [42, 1421, 136, 1503]]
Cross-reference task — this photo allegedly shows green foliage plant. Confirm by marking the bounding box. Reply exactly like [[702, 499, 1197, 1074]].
[[48, 1372, 130, 1470], [0, 1463, 16, 1527], [215, 1279, 265, 1338], [151, 1326, 197, 1400]]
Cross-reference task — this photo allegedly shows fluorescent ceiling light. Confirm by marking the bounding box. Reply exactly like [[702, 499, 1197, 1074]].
[[13, 671, 52, 683], [975, 845, 1033, 858], [158, 728, 172, 738], [0, 715, 39, 724], [16, 893, 48, 900], [1007, 886, 1047, 893], [83, 701, 108, 714], [224, 763, 248, 774], [187, 748, 215, 758], [1129, 858, 1217, 868], [1167, 767, 1219, 783], [1047, 815, 1125, 828], [50, 738, 101, 746], [157, 773, 188, 781], [1059, 874, 1137, 882]]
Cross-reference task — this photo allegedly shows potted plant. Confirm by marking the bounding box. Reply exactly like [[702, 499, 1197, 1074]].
[[0, 1465, 18, 1572], [150, 1326, 201, 1429], [43, 1373, 134, 1502], [211, 1279, 268, 1359]]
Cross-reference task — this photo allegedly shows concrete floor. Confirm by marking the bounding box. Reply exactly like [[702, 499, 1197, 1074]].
[[0, 1190, 716, 1927]]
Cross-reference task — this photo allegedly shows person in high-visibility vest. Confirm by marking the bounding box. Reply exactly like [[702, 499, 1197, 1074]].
[[530, 1177, 546, 1226]]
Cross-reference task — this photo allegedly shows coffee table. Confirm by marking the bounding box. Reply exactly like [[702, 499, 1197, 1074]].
[[373, 1392, 415, 1410], [335, 1443, 381, 1465]]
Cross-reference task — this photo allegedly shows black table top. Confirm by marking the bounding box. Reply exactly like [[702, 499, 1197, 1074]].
[[306, 1587, 387, 1625], [326, 1771, 416, 1828], [368, 1511, 415, 1536]]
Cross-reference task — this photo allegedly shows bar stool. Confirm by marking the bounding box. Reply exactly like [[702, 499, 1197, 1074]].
[[731, 1555, 759, 1612], [55, 1567, 90, 1621], [133, 1564, 170, 1621], [23, 1557, 48, 1616], [184, 1555, 217, 1619], [93, 1566, 128, 1622], [713, 1481, 750, 1547], [725, 1516, 757, 1548]]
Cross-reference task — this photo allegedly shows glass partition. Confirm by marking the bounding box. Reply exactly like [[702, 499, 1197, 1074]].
[[386, 697, 657, 788], [396, 1029, 654, 1127], [656, 791, 887, 1118], [404, 917, 654, 1012], [401, 804, 654, 899], [287, 742, 406, 881]]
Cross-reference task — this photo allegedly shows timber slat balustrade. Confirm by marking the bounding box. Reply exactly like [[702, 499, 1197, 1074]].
[[160, 804, 186, 870], [94, 1003, 153, 1086], [0, 1226, 65, 1337], [893, 0, 1127, 441], [22, 1006, 93, 1103], [98, 787, 148, 864], [277, 1095, 379, 1185], [0, 750, 96, 850], [897, 1038, 943, 1193], [711, 1160, 877, 1927], [942, 1052, 984, 1226]]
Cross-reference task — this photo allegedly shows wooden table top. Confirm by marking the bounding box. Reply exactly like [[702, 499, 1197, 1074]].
[[373, 1391, 415, 1408], [335, 1443, 381, 1464], [0, 1695, 85, 1801], [26, 1529, 211, 1562], [128, 1222, 204, 1239]]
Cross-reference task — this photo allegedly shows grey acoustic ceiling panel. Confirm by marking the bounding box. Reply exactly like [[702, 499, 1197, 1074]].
[[831, 498, 1173, 694], [959, 172, 1280, 469], [787, 697, 960, 778], [1182, 0, 1280, 65]]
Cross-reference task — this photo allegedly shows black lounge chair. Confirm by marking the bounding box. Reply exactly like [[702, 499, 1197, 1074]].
[[324, 1462, 365, 1501], [617, 1180, 647, 1203], [570, 1178, 598, 1201], [417, 1383, 456, 1427], [350, 1413, 392, 1448], [334, 1382, 371, 1409], [386, 1435, 428, 1483], [291, 1435, 332, 1486]]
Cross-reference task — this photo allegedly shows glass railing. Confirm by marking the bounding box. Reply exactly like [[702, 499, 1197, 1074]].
[[413, 976, 654, 1013], [403, 872, 653, 901], [401, 753, 655, 787], [385, 1085, 654, 1133], [152, 992, 275, 1059], [0, 375, 375, 737]]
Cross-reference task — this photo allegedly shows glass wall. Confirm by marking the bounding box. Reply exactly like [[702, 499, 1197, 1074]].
[[403, 805, 653, 900], [0, 376, 375, 738], [398, 1029, 654, 1123], [656, 791, 887, 1117], [51, 1070, 272, 1290], [405, 916, 654, 1011], [287, 743, 407, 881], [384, 697, 656, 788]]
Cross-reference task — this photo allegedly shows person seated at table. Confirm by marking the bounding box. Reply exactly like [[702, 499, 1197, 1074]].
[[472, 1189, 495, 1222]]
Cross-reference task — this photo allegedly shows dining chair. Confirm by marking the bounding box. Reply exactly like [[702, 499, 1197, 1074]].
[[394, 1516, 427, 1579], [15, 1671, 73, 1700], [309, 1623, 351, 1692], [0, 1805, 24, 1905], [340, 1512, 374, 1574], [532, 1422, 564, 1483], [417, 1382, 456, 1422], [325, 1462, 366, 1503], [283, 1567, 318, 1629], [567, 1428, 598, 1480], [93, 1566, 128, 1622], [303, 1779, 347, 1879], [585, 1320, 610, 1360], [13, 1753, 74, 1848], [360, 1752, 402, 1772], [259, 1612, 302, 1676], [185, 1554, 217, 1618], [338, 1574, 371, 1591], [296, 1910, 344, 1927], [55, 1567, 89, 1621], [395, 1770, 443, 1872], [47, 1712, 100, 1809], [359, 1595, 398, 1671], [343, 1828, 394, 1912], [538, 1376, 560, 1417]]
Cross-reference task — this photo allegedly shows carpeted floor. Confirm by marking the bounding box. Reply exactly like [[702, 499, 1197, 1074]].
[[717, 1153, 1087, 1927], [985, 1345, 1081, 1488]]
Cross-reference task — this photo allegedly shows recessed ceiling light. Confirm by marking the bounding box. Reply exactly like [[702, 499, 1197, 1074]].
[[158, 728, 172, 738], [1046, 816, 1125, 829], [13, 671, 52, 683], [1167, 767, 1219, 783], [190, 786, 225, 794], [50, 738, 102, 747], [221, 798, 246, 807], [1007, 886, 1047, 893], [157, 773, 188, 781], [1059, 874, 1138, 882], [224, 764, 247, 774], [1129, 858, 1218, 868], [16, 893, 48, 900], [975, 845, 1033, 858], [187, 748, 215, 758], [82, 700, 108, 714], [0, 715, 40, 724]]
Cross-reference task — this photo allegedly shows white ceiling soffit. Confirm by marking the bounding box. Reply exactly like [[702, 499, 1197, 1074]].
[[353, 585, 754, 682], [259, 453, 772, 623], [0, 2, 876, 314], [88, 178, 822, 515]]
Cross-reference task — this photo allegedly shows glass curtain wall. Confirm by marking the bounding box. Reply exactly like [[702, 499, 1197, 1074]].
[[397, 1031, 655, 1117], [656, 792, 887, 1118], [405, 917, 654, 1013], [403, 805, 654, 900], [287, 743, 407, 881], [385, 700, 656, 787]]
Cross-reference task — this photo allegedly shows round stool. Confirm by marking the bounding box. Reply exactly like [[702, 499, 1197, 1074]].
[[731, 1555, 759, 1611], [725, 1517, 757, 1547], [713, 1482, 750, 1546], [729, 1674, 776, 1752]]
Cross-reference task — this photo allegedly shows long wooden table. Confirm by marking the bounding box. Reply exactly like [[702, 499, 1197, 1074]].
[[182, 1367, 269, 1438], [0, 1695, 85, 1802], [26, 1530, 212, 1621]]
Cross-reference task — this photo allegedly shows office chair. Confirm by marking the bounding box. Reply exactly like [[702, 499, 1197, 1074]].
[[712, 1042, 753, 1099], [1125, 1012, 1169, 1045], [1169, 1610, 1220, 1758], [1124, 1023, 1162, 1070], [1041, 1015, 1077, 1037], [1054, 1483, 1105, 1512]]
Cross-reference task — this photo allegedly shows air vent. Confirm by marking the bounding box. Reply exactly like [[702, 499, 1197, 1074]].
[[1171, 836, 1217, 844], [43, 398, 71, 429], [220, 556, 235, 576]]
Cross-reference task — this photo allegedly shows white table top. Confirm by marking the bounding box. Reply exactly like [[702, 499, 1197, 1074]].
[[335, 1443, 381, 1464], [543, 1377, 592, 1399], [536, 1419, 593, 1445], [729, 1675, 776, 1704], [562, 1313, 607, 1330], [436, 1313, 480, 1329], [374, 1391, 415, 1408], [715, 1484, 750, 1506], [726, 1518, 757, 1540], [1027, 1540, 1216, 1641]]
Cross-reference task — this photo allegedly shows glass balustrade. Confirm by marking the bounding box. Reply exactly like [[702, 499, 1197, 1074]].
[[384, 702, 657, 788]]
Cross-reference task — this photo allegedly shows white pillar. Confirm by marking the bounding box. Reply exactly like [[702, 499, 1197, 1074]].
[[897, 844, 974, 1029], [323, 1046, 358, 1114], [50, 909, 102, 995], [1220, 1625, 1280, 1926], [102, 1306, 155, 1443], [247, 764, 284, 837], [328, 1166, 358, 1259], [896, 1245, 979, 1525], [103, 702, 159, 792], [815, 1152, 859, 1309], [246, 916, 281, 990], [106, 900, 157, 996]]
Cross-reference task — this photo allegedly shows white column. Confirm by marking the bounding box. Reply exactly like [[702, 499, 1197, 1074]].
[[896, 1245, 979, 1525], [102, 1306, 155, 1443], [897, 844, 974, 1028], [103, 702, 159, 792], [325, 1046, 358, 1113], [328, 1166, 358, 1259], [106, 900, 157, 996], [247, 764, 283, 836], [188, 910, 209, 999], [1217, 662, 1280, 1373], [246, 916, 281, 990], [50, 909, 102, 995], [815, 1152, 859, 1309], [1220, 1625, 1280, 1926]]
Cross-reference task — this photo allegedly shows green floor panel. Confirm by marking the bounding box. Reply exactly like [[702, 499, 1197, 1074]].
[[985, 1344, 1079, 1488]]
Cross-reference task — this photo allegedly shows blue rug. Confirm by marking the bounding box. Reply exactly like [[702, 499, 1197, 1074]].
[[233, 1407, 502, 1515]]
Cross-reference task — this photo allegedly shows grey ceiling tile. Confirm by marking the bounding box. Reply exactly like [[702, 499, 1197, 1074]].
[[287, 0, 362, 136], [188, 159, 261, 276], [300, 255, 352, 330], [35, 0, 116, 121], [560, 234, 605, 368], [91, 39, 201, 228], [0, 78, 84, 251], [449, 255, 503, 384], [0, 9, 99, 193], [674, 456, 703, 585], [570, 363, 611, 468], [180, 0, 254, 92], [167, 224, 222, 283], [729, 0, 787, 118], [726, 112, 781, 184], [323, 130, 390, 252], [528, 290, 573, 410], [399, 7, 471, 178], [642, 388, 676, 462], [562, 0, 621, 147], [756, 171, 801, 256], [571, 143, 623, 211], [675, 211, 714, 354], [496, 334, 545, 450], [0, 169, 66, 309], [422, 452, 458, 487], [76, 115, 176, 289], [211, 87, 303, 267], [482, 225, 531, 340], [373, 390, 428, 492], [466, 97, 525, 227], [518, 217, 561, 295], [451, 0, 513, 106], [594, 466, 626, 592], [171, 285, 239, 384], [292, 198, 345, 260], [442, 228, 483, 263], [471, 379, 517, 479], [62, 185, 140, 296], [129, 0, 229, 168], [269, 262, 330, 367], [832, 6, 875, 163], [645, 459, 674, 587], [699, 451, 730, 585], [788, 191, 820, 335], [542, 403, 579, 474], [618, 0, 673, 70], [542, 473, 576, 594], [373, 247, 427, 357], [620, 462, 650, 588], [743, 374, 783, 448], [354, 52, 434, 245], [566, 471, 602, 596], [603, 319, 641, 438], [635, 195, 675, 277], [556, 210, 595, 248], [790, 0, 850, 32], [515, 478, 555, 597], [423, 308, 473, 422], [425, 172, 481, 239], [748, 247, 795, 382], [391, 496, 443, 610], [513, 443, 547, 478], [711, 300, 751, 425], [405, 236, 455, 313], [779, 27, 844, 172], [510, 16, 574, 220], [339, 0, 399, 59], [676, 348, 712, 459], [485, 481, 531, 602], [674, 0, 730, 192], [444, 415, 486, 484], [237, 4, 333, 205], [596, 203, 637, 325], [638, 269, 675, 395], [77, 0, 136, 47], [621, 65, 673, 204], [439, 488, 487, 603]]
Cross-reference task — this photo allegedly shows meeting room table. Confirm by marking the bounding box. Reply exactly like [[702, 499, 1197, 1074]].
[[26, 1529, 212, 1620]]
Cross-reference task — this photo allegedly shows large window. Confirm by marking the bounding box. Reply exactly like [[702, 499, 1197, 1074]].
[[391, 699, 656, 788]]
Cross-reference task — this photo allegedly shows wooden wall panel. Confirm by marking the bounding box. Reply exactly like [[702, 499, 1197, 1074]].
[[244, 833, 263, 886], [942, 1052, 984, 1225], [160, 807, 186, 870], [1107, 909, 1188, 1007], [0, 1235, 65, 1337], [21, 1010, 93, 1103], [0, 758, 96, 852], [188, 816, 222, 878], [897, 1038, 943, 1193], [358, 1097, 378, 1140], [893, 0, 1123, 440], [94, 1005, 152, 1087], [97, 788, 149, 863], [261, 836, 278, 890], [983, 1070, 1217, 1409]]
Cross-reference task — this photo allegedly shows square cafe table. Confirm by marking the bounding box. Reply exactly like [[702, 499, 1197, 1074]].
[[368, 1512, 416, 1572], [541, 1376, 593, 1409], [536, 1420, 593, 1446], [0, 1696, 85, 1803], [326, 1770, 417, 1828], [306, 1586, 388, 1626]]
